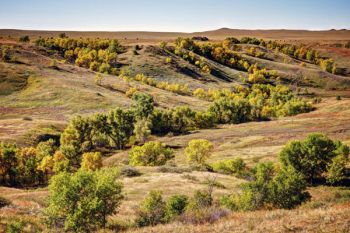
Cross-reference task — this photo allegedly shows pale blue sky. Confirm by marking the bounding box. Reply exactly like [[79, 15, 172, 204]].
[[0, 0, 349, 32]]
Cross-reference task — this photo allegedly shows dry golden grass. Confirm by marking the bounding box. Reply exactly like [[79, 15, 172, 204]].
[[126, 201, 350, 233]]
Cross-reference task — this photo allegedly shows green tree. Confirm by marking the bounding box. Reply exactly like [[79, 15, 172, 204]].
[[46, 168, 123, 232], [306, 50, 314, 61], [0, 142, 18, 186], [169, 106, 196, 134], [185, 139, 213, 165], [131, 92, 154, 119], [194, 111, 216, 129], [60, 116, 94, 165], [279, 133, 343, 183], [208, 98, 251, 124], [133, 118, 152, 144], [105, 108, 134, 149], [136, 190, 166, 227], [16, 147, 41, 185], [221, 162, 309, 211], [129, 141, 174, 166], [80, 152, 102, 171], [326, 154, 348, 184], [270, 166, 310, 209]]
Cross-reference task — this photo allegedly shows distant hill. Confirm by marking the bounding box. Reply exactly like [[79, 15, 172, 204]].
[[1, 28, 350, 41]]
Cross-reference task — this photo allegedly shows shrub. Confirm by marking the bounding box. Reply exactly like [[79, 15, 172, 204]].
[[5, 220, 25, 233], [58, 33, 67, 38], [19, 35, 30, 42], [94, 73, 104, 86], [159, 41, 167, 49], [180, 207, 229, 225], [125, 87, 138, 98], [212, 157, 246, 177], [221, 162, 309, 211], [336, 95, 341, 100], [129, 141, 174, 166], [186, 190, 213, 211], [165, 57, 172, 63], [80, 152, 102, 171], [165, 194, 189, 221], [157, 165, 190, 173], [193, 88, 207, 99], [45, 168, 123, 232], [99, 63, 110, 73], [135, 190, 166, 227], [185, 139, 213, 165], [194, 111, 216, 129]]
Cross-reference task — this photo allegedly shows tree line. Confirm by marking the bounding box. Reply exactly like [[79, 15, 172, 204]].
[[222, 36, 340, 74], [167, 37, 279, 84]]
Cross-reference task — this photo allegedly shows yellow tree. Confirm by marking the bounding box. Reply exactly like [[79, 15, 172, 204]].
[[81, 152, 103, 171], [185, 139, 213, 165]]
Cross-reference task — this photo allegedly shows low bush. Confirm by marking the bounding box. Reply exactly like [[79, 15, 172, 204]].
[[186, 190, 213, 211], [120, 166, 141, 177], [129, 141, 174, 166], [135, 190, 166, 227], [180, 207, 229, 225], [165, 194, 189, 221], [212, 157, 247, 177]]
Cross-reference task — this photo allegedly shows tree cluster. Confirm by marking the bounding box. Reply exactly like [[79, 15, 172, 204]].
[[35, 37, 124, 74]]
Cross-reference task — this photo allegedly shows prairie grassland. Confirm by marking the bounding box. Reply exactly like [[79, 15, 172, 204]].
[[1, 34, 350, 232]]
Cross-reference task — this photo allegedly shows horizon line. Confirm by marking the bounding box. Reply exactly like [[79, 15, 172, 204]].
[[0, 27, 349, 34]]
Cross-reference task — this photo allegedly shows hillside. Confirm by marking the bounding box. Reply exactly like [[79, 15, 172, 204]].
[[1, 32, 350, 232]]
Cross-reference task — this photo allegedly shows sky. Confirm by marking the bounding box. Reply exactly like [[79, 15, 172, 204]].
[[0, 0, 349, 32]]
